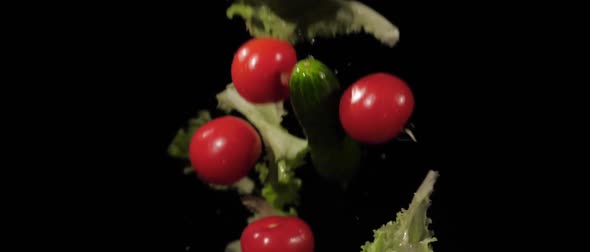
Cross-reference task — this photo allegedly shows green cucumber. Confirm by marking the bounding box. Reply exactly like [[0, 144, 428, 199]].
[[289, 57, 361, 182]]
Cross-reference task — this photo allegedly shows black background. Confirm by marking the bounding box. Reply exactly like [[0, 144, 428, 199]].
[[134, 1, 458, 251], [14, 0, 577, 250], [74, 1, 505, 251], [162, 1, 457, 251]]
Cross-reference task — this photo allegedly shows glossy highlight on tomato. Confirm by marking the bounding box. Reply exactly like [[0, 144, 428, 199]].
[[231, 38, 297, 103], [339, 73, 415, 144], [188, 116, 262, 185], [241, 216, 314, 252]]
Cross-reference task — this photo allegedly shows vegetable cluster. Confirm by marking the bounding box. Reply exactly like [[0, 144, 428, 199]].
[[168, 2, 438, 251]]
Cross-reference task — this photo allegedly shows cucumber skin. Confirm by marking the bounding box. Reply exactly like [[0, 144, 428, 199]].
[[289, 58, 361, 181]]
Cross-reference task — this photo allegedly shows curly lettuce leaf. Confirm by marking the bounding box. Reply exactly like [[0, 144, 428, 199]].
[[257, 160, 301, 212], [207, 177, 255, 195], [167, 110, 211, 159], [216, 84, 308, 212], [255, 162, 300, 211], [225, 240, 241, 252], [216, 84, 308, 164], [227, 0, 400, 47], [361, 170, 439, 252], [227, 3, 297, 42]]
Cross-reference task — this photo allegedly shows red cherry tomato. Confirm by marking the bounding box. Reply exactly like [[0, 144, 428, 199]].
[[231, 38, 297, 103], [339, 73, 415, 144], [241, 216, 314, 252], [188, 116, 262, 185]]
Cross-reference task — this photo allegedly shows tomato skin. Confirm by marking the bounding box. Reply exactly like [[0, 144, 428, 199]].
[[339, 73, 415, 144], [231, 38, 297, 103], [188, 116, 262, 185], [241, 216, 314, 252]]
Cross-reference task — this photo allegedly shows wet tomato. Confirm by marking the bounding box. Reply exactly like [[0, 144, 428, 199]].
[[241, 216, 314, 252], [231, 38, 297, 103], [189, 116, 262, 185], [339, 73, 414, 144]]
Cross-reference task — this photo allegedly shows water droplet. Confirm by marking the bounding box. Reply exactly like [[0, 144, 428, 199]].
[[310, 38, 316, 45]]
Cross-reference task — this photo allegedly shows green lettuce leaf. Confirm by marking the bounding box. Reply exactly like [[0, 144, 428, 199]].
[[216, 84, 308, 212], [216, 84, 308, 165], [361, 170, 439, 252], [167, 110, 211, 159], [207, 177, 256, 195], [258, 161, 301, 212], [225, 240, 241, 252], [227, 0, 400, 47]]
